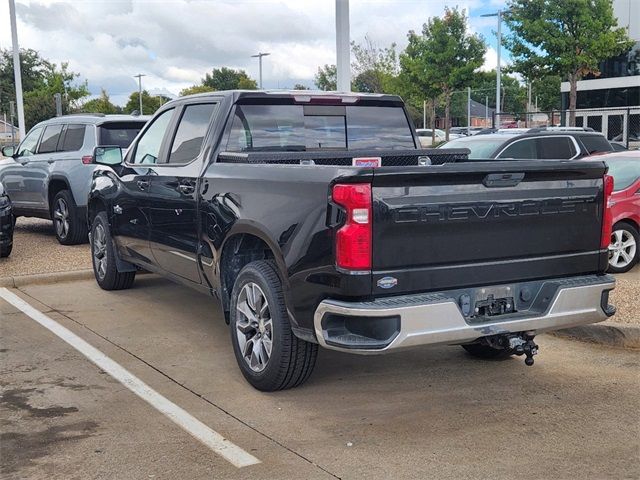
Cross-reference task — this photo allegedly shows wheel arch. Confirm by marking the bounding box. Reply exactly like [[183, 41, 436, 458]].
[[218, 228, 287, 324], [47, 176, 73, 212]]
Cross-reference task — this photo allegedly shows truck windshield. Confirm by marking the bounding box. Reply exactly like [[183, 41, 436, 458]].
[[225, 104, 415, 151]]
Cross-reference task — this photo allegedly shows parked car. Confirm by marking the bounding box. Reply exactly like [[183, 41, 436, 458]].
[[0, 182, 13, 257], [595, 151, 639, 273], [416, 128, 462, 147], [439, 127, 614, 160], [88, 90, 615, 391], [450, 126, 484, 136], [0, 114, 149, 245]]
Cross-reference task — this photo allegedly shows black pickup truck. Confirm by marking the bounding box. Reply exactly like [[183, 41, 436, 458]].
[[88, 90, 616, 391]]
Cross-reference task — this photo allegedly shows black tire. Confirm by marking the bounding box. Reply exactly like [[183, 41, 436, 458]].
[[462, 343, 514, 359], [229, 260, 317, 391], [607, 222, 639, 274], [91, 211, 135, 290], [0, 242, 11, 258], [52, 190, 88, 245]]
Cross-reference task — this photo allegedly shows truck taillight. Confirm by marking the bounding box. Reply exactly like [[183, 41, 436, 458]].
[[332, 183, 372, 271], [601, 174, 614, 249]]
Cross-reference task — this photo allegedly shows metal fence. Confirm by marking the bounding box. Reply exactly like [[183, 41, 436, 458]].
[[494, 106, 640, 148]]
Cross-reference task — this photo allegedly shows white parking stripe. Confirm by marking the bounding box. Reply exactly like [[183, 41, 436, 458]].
[[0, 287, 261, 468]]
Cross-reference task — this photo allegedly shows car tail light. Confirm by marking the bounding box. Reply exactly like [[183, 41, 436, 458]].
[[82, 155, 93, 165], [332, 183, 372, 270], [601, 174, 614, 249]]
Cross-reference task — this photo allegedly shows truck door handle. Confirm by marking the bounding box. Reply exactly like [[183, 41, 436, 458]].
[[47, 160, 55, 164], [178, 183, 195, 194], [137, 180, 150, 190], [483, 173, 525, 188]]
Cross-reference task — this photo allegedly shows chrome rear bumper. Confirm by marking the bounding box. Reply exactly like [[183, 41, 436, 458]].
[[313, 275, 615, 354]]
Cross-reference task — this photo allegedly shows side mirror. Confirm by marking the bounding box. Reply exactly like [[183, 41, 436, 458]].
[[1, 146, 15, 157], [93, 145, 123, 166]]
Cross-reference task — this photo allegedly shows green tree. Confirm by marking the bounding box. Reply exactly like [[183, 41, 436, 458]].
[[1, 49, 89, 129], [81, 89, 120, 114], [351, 36, 400, 93], [532, 75, 561, 111], [203, 67, 257, 90], [180, 84, 214, 96], [400, 7, 486, 140], [314, 64, 337, 91], [124, 90, 170, 115], [503, 0, 633, 125]]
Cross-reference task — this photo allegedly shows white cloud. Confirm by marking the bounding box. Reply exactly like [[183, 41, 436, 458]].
[[1, 0, 505, 104]]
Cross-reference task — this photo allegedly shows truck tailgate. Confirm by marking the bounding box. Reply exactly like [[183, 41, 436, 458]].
[[371, 160, 608, 295]]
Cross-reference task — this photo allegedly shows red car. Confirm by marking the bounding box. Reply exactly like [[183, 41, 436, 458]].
[[598, 151, 640, 273]]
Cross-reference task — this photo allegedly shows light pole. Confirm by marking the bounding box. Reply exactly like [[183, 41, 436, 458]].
[[9, 0, 25, 139], [335, 0, 351, 92], [481, 10, 504, 124], [134, 74, 146, 114], [251, 52, 270, 89]]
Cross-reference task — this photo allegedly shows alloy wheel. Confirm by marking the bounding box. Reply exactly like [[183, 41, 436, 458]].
[[53, 198, 70, 239], [93, 223, 108, 280], [609, 229, 637, 269], [235, 282, 273, 372]]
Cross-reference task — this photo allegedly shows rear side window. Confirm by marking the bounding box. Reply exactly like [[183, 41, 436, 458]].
[[579, 135, 613, 155], [497, 138, 537, 159], [535, 136, 577, 159], [168, 103, 217, 164], [38, 125, 64, 153], [99, 122, 146, 148], [59, 124, 86, 152]]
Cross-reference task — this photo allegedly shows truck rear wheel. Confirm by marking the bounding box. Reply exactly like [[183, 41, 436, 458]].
[[229, 260, 317, 391], [462, 343, 514, 359], [91, 212, 135, 290]]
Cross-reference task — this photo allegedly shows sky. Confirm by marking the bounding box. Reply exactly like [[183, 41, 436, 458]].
[[0, 0, 508, 106]]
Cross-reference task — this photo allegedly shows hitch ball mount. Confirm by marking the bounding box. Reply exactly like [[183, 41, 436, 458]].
[[507, 332, 538, 366]]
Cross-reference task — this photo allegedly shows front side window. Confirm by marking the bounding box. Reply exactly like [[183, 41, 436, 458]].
[[16, 126, 44, 157], [38, 125, 63, 154], [225, 104, 414, 152], [168, 103, 217, 164], [133, 109, 174, 165]]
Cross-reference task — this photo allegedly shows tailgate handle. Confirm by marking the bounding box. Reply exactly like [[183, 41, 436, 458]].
[[483, 172, 525, 188]]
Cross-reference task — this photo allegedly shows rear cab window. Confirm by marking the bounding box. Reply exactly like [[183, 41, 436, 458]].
[[225, 102, 415, 152], [99, 121, 147, 148]]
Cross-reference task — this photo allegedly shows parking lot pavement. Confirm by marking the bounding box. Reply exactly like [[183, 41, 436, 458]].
[[0, 218, 91, 278], [2, 276, 639, 479]]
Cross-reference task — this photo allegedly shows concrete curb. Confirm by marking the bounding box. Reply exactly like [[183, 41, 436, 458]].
[[551, 322, 640, 349], [0, 269, 94, 288]]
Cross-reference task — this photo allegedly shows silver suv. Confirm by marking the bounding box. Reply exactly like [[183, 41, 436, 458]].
[[0, 114, 148, 244]]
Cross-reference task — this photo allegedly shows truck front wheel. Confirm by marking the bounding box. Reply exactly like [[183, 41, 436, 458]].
[[229, 260, 317, 391], [91, 212, 135, 290]]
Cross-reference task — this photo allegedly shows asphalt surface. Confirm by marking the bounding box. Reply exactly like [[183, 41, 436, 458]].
[[1, 276, 639, 479]]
